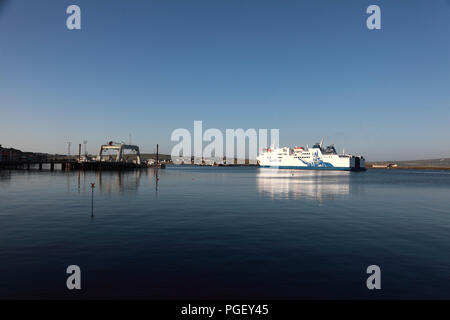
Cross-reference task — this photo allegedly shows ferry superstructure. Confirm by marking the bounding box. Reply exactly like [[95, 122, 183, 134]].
[[257, 140, 365, 171]]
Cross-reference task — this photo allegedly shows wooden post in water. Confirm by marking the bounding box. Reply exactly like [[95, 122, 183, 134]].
[[39, 163, 42, 170], [156, 144, 159, 166], [90, 182, 95, 218], [50, 163, 54, 171]]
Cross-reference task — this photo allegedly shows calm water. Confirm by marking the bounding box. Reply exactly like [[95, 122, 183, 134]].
[[0, 166, 449, 299]]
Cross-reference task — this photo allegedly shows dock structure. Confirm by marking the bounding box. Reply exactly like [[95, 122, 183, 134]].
[[0, 159, 147, 171], [0, 159, 74, 171], [371, 163, 398, 168], [0, 141, 166, 171]]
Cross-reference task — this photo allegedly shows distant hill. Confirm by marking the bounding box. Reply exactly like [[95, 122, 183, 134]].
[[0, 144, 68, 161], [394, 158, 450, 167], [122, 153, 172, 161], [141, 153, 172, 161], [368, 158, 450, 168]]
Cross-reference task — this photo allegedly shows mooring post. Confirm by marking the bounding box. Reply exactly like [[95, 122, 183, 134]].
[[91, 182, 95, 218], [156, 143, 159, 166], [50, 163, 54, 171], [39, 163, 42, 170]]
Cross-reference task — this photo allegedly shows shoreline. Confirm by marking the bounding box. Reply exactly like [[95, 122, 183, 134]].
[[367, 166, 450, 170]]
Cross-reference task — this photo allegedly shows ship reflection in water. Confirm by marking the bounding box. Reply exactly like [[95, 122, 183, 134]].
[[96, 170, 144, 194], [256, 168, 355, 201], [73, 168, 161, 195]]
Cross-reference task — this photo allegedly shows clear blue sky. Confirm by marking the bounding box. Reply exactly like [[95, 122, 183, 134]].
[[0, 0, 449, 160]]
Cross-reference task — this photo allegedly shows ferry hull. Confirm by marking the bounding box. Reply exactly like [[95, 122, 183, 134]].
[[257, 142, 366, 172], [259, 165, 366, 171]]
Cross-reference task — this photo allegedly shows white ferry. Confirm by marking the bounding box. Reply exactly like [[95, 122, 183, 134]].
[[257, 140, 365, 171]]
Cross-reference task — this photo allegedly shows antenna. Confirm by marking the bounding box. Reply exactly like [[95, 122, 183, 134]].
[[66, 142, 72, 155], [320, 137, 324, 148], [83, 140, 88, 156]]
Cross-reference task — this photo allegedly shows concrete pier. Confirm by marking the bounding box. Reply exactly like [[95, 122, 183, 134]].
[[0, 159, 149, 171]]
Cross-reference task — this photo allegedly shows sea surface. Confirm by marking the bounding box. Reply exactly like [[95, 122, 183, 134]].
[[0, 166, 449, 299]]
